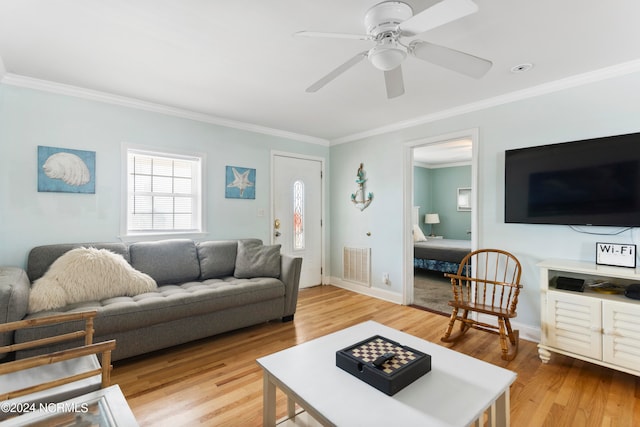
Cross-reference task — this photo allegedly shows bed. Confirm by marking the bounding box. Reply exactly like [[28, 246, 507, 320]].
[[414, 238, 471, 274]]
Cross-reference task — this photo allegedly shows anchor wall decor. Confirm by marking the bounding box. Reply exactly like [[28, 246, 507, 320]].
[[351, 163, 373, 211]]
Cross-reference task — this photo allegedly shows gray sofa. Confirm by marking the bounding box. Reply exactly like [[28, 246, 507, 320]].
[[0, 238, 302, 361]]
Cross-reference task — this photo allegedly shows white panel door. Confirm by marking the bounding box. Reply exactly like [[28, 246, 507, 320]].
[[547, 291, 602, 360], [602, 300, 640, 371], [273, 155, 322, 288]]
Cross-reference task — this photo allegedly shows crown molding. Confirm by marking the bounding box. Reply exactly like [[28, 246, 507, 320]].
[[331, 59, 640, 145], [3, 58, 640, 147], [0, 73, 330, 147], [415, 160, 472, 169]]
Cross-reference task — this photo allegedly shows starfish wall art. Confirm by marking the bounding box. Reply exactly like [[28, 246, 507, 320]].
[[225, 166, 256, 199]]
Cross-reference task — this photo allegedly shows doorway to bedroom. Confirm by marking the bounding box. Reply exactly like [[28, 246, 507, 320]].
[[406, 131, 478, 315]]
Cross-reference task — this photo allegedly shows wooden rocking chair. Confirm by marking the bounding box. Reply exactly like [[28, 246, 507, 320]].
[[0, 311, 116, 419], [441, 249, 523, 361]]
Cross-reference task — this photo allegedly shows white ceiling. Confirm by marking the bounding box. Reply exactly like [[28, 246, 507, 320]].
[[1, 0, 639, 145]]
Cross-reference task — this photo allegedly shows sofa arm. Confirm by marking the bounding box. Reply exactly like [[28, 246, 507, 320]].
[[280, 255, 303, 320], [0, 267, 31, 359]]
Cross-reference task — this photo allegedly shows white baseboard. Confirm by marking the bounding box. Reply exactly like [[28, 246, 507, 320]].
[[515, 322, 541, 343], [476, 314, 541, 343], [325, 277, 541, 343], [327, 276, 403, 304]]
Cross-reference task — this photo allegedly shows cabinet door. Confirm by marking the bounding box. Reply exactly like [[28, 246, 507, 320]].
[[547, 291, 602, 359], [602, 300, 640, 371]]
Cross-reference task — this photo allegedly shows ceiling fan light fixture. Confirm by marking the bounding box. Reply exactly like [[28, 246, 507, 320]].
[[298, 0, 492, 96], [368, 42, 406, 71]]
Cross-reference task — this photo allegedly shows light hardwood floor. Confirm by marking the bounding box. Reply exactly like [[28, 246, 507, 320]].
[[112, 285, 640, 426]]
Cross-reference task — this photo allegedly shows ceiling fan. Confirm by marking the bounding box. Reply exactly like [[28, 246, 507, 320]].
[[295, 0, 492, 99]]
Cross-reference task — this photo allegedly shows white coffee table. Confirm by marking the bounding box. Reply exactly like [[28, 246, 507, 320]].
[[257, 321, 516, 427]]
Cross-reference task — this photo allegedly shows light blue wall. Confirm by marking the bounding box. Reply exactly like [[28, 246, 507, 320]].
[[0, 85, 329, 268], [415, 165, 471, 240], [329, 70, 640, 329], [330, 137, 404, 292], [3, 70, 640, 332]]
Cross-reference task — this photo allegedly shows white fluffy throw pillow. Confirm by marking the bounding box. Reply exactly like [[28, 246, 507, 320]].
[[413, 224, 427, 242], [28, 247, 157, 313]]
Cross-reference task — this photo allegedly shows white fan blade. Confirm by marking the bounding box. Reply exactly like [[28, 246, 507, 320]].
[[306, 51, 368, 93], [384, 66, 405, 99], [294, 31, 371, 41], [400, 0, 478, 36], [410, 40, 492, 78]]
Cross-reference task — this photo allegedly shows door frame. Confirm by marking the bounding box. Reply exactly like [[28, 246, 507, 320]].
[[402, 128, 479, 305], [270, 150, 326, 286]]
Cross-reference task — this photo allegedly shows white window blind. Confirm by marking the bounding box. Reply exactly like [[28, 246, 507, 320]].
[[126, 149, 202, 234]]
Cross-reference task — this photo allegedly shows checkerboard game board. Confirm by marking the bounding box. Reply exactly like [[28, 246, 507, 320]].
[[348, 337, 419, 374]]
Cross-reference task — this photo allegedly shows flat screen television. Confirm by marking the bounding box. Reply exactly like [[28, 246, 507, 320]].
[[504, 132, 640, 227]]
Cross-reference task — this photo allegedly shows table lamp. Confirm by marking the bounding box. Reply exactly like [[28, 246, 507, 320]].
[[424, 213, 440, 237]]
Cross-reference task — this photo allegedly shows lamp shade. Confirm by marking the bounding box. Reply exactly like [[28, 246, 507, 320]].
[[425, 213, 440, 224]]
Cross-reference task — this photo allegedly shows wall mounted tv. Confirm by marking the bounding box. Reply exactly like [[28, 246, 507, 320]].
[[505, 132, 640, 227]]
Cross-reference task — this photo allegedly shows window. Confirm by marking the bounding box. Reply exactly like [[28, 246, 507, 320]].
[[293, 180, 305, 250], [126, 148, 203, 235]]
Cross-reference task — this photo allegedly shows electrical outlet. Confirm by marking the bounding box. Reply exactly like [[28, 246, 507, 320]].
[[382, 273, 390, 285]]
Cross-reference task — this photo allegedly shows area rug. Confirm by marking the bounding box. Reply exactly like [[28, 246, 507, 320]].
[[412, 269, 452, 315]]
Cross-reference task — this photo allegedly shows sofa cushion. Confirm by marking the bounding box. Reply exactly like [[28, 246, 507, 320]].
[[130, 239, 200, 285], [0, 268, 30, 359], [17, 277, 285, 337], [234, 240, 281, 278], [197, 240, 238, 279], [28, 247, 157, 313], [27, 243, 130, 282]]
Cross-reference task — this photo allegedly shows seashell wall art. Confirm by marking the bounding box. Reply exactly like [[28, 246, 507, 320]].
[[37, 146, 96, 193]]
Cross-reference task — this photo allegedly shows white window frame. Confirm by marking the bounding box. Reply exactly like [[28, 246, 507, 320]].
[[121, 144, 206, 238]]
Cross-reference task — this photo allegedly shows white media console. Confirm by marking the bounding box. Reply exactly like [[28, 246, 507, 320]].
[[537, 259, 640, 376]]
